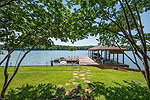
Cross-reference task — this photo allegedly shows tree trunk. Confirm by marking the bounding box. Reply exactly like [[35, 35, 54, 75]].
[[0, 94, 4, 100], [0, 39, 42, 99], [143, 57, 150, 93]]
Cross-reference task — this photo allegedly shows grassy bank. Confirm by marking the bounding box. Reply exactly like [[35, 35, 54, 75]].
[[0, 66, 148, 99]]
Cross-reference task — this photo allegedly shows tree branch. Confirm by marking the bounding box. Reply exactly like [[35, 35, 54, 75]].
[[0, 20, 10, 95], [0, 34, 29, 65], [1, 38, 43, 98], [95, 0, 136, 49], [132, 0, 147, 52], [124, 0, 146, 52], [0, 0, 15, 7], [118, 0, 134, 42], [95, 0, 150, 61], [115, 41, 145, 77]]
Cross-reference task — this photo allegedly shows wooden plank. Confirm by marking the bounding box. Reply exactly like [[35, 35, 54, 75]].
[[109, 50, 124, 54], [79, 57, 99, 66]]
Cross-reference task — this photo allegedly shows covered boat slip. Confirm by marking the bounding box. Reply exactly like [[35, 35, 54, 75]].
[[88, 45, 129, 68]]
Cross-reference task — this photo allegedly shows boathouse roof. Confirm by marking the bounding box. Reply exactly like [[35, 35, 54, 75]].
[[88, 45, 127, 51]]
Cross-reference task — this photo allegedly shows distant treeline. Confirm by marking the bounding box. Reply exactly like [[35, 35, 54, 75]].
[[18, 45, 150, 51], [0, 44, 94, 50], [32, 45, 94, 50], [122, 45, 150, 51], [1, 44, 150, 51]]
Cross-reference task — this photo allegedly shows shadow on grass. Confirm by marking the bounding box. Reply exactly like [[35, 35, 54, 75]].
[[5, 83, 90, 100], [5, 81, 150, 100], [89, 81, 150, 100]]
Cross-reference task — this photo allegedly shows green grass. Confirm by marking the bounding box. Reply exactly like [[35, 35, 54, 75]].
[[90, 67, 146, 86], [0, 66, 77, 91], [0, 66, 147, 99]]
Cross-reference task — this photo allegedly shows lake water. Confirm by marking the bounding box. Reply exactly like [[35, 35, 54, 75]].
[[0, 50, 149, 69]]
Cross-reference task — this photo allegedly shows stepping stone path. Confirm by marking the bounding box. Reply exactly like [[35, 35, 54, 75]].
[[74, 76, 79, 78], [72, 82, 80, 85], [75, 68, 79, 70], [66, 83, 70, 86], [65, 91, 69, 95], [81, 77, 85, 80], [58, 84, 63, 87], [63, 66, 92, 93], [69, 78, 75, 81], [73, 73, 77, 75], [86, 72, 91, 74], [85, 89, 91, 94], [80, 74, 85, 76], [87, 75, 92, 76], [84, 80, 91, 83], [74, 71, 78, 73]]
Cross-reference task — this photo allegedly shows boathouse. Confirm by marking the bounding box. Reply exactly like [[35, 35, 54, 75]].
[[88, 45, 129, 68]]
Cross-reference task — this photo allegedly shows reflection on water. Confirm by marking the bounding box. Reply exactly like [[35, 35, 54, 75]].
[[0, 50, 149, 69]]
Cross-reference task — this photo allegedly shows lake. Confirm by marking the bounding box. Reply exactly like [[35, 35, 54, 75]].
[[0, 50, 149, 69]]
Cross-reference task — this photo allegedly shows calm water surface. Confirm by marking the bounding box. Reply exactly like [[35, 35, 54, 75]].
[[0, 50, 149, 69]]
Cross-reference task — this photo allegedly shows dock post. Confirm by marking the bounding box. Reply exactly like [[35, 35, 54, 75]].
[[106, 50, 107, 60], [113, 54, 114, 61], [109, 51, 110, 60], [51, 59, 53, 66], [117, 53, 119, 64], [123, 53, 124, 64], [10, 62, 12, 67], [97, 50, 100, 62], [92, 50, 93, 59]]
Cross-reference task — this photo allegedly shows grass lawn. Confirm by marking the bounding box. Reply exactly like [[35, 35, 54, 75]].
[[0, 66, 148, 100]]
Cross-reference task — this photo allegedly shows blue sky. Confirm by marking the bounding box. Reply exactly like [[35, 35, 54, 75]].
[[53, 11, 150, 46]]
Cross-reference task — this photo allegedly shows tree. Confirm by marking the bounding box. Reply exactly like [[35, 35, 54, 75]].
[[67, 0, 150, 92], [0, 0, 89, 99]]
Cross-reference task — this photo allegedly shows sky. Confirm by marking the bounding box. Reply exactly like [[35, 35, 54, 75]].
[[53, 11, 150, 46], [52, 36, 99, 46]]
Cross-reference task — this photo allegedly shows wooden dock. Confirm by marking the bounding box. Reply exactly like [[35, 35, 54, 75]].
[[79, 57, 99, 65]]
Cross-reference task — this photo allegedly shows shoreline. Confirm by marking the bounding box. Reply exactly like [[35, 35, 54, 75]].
[[0, 65, 143, 73]]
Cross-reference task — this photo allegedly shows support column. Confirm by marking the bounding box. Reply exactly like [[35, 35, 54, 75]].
[[123, 53, 124, 64], [105, 50, 107, 60], [113, 54, 114, 61], [97, 50, 100, 62], [90, 51, 92, 58], [101, 50, 102, 58], [92, 50, 94, 59], [109, 51, 110, 60], [117, 53, 119, 64], [89, 51, 91, 58], [97, 50, 99, 58]]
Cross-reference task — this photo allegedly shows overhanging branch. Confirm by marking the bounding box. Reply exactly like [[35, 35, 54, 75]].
[[0, 0, 15, 7]]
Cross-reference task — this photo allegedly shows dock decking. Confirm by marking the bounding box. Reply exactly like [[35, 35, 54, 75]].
[[79, 57, 99, 65]]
